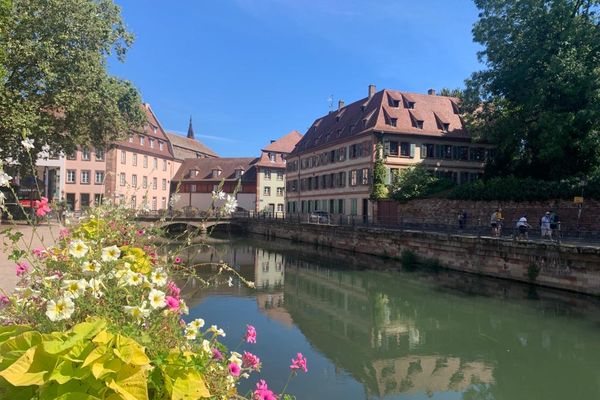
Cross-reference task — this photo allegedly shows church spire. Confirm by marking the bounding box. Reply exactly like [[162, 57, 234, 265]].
[[187, 116, 195, 139]]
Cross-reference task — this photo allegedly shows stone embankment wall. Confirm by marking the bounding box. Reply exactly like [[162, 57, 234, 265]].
[[379, 199, 600, 235], [242, 219, 600, 296]]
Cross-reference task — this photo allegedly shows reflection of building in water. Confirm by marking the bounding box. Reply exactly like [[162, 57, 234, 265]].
[[283, 260, 494, 398], [253, 249, 285, 289], [257, 292, 293, 327], [372, 356, 493, 397]]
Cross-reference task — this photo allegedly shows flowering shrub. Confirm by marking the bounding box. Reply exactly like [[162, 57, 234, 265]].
[[0, 202, 307, 399]]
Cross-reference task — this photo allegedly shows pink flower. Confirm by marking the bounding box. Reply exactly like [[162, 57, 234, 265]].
[[59, 228, 70, 239], [167, 281, 181, 298], [212, 348, 223, 361], [242, 351, 261, 370], [290, 352, 308, 373], [254, 380, 277, 400], [15, 262, 29, 277], [32, 248, 45, 258], [245, 324, 257, 344], [136, 229, 145, 236], [0, 295, 9, 305], [165, 296, 179, 311], [174, 257, 182, 264], [34, 197, 51, 217], [228, 362, 241, 376]]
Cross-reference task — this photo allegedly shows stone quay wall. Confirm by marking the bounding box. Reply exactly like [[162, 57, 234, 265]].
[[376, 198, 600, 235], [241, 219, 600, 296]]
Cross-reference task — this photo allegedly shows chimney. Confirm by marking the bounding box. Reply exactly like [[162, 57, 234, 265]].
[[427, 88, 436, 96], [338, 100, 345, 110], [368, 84, 376, 99]]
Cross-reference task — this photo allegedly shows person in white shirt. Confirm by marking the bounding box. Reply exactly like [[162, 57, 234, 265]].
[[540, 211, 552, 240], [516, 215, 531, 240]]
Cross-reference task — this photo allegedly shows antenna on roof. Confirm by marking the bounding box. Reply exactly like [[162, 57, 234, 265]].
[[327, 94, 334, 112]]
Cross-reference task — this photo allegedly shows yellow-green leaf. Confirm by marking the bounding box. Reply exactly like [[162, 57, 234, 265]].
[[171, 370, 210, 400], [91, 356, 122, 380], [0, 346, 46, 386], [82, 345, 108, 369], [55, 393, 101, 400], [44, 319, 107, 355], [107, 364, 149, 400], [92, 329, 114, 346], [113, 335, 150, 366], [0, 325, 33, 344]]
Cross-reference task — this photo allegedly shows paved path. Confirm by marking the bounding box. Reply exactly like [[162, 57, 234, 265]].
[[0, 222, 61, 295]]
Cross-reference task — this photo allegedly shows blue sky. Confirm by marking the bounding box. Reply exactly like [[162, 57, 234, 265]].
[[110, 0, 482, 157]]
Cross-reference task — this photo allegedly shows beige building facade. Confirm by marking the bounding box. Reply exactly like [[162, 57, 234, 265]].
[[286, 85, 491, 219]]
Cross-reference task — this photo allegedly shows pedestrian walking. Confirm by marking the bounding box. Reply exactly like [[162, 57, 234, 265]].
[[458, 211, 467, 229], [540, 211, 552, 240], [516, 215, 531, 240], [490, 209, 503, 237], [549, 210, 560, 240]]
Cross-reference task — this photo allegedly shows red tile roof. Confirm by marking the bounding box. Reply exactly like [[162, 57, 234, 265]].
[[172, 157, 258, 183], [262, 130, 303, 153], [255, 151, 287, 168], [292, 89, 469, 155], [166, 132, 218, 159], [113, 104, 175, 159]]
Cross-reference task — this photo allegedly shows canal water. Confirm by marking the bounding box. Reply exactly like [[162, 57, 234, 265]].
[[176, 234, 600, 400]]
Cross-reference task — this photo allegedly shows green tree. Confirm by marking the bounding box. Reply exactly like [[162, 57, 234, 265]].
[[465, 0, 600, 180], [370, 143, 388, 200], [0, 0, 145, 168], [0, 0, 10, 82], [438, 87, 464, 99], [390, 165, 439, 202]]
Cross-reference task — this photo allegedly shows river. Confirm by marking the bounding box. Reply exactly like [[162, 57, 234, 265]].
[[175, 233, 600, 400]]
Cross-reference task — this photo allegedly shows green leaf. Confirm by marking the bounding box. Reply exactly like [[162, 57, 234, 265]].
[[171, 369, 210, 400], [44, 319, 107, 355], [107, 364, 149, 400], [113, 335, 150, 366], [0, 346, 47, 386]]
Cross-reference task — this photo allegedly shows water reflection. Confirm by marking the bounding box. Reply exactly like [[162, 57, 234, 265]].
[[181, 236, 600, 400]]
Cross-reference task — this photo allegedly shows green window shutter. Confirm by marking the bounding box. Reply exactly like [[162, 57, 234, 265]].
[[410, 143, 415, 158]]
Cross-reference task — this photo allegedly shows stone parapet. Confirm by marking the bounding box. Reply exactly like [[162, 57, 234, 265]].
[[241, 219, 600, 296]]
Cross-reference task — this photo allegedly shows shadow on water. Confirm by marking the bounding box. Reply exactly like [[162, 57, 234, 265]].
[[178, 232, 600, 400]]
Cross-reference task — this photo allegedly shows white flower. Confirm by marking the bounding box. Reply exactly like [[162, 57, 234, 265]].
[[148, 289, 166, 309], [223, 194, 238, 215], [179, 300, 189, 315], [185, 328, 197, 341], [124, 301, 150, 322], [21, 138, 35, 151], [188, 318, 205, 330], [62, 279, 87, 299], [125, 271, 144, 286], [0, 171, 12, 187], [227, 276, 233, 287], [229, 351, 242, 366], [209, 324, 226, 337], [82, 261, 101, 275], [0, 191, 5, 209], [88, 278, 104, 298], [199, 339, 210, 354], [69, 240, 89, 258], [150, 269, 167, 287], [101, 245, 121, 262], [211, 190, 226, 200], [46, 296, 75, 321]]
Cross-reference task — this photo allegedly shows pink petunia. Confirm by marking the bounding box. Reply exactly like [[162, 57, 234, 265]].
[[254, 380, 277, 400], [245, 324, 257, 344], [32, 248, 45, 258], [290, 352, 308, 373], [136, 229, 145, 236], [212, 348, 223, 361], [15, 262, 29, 277], [59, 228, 70, 239], [228, 362, 241, 377], [0, 295, 9, 305], [166, 281, 181, 298], [242, 351, 261, 370], [34, 197, 51, 217], [174, 257, 182, 264], [165, 296, 179, 311]]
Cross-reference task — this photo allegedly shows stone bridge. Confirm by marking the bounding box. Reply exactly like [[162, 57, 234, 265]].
[[135, 216, 247, 232]]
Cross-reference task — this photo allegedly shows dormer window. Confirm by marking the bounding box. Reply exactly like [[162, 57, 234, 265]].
[[189, 169, 199, 177], [159, 141, 164, 151], [442, 123, 450, 132], [139, 136, 145, 146], [451, 101, 460, 115], [416, 120, 424, 129], [235, 168, 245, 178], [149, 138, 155, 148], [391, 100, 400, 108], [268, 153, 276, 162], [212, 168, 222, 178], [389, 118, 398, 127], [153, 126, 158, 134], [407, 101, 415, 109]]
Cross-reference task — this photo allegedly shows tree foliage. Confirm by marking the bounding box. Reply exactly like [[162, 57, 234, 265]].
[[465, 0, 600, 180], [390, 165, 452, 202], [0, 0, 145, 168], [370, 143, 388, 200]]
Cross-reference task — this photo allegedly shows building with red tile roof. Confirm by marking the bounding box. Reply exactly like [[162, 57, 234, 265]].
[[286, 85, 492, 219]]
